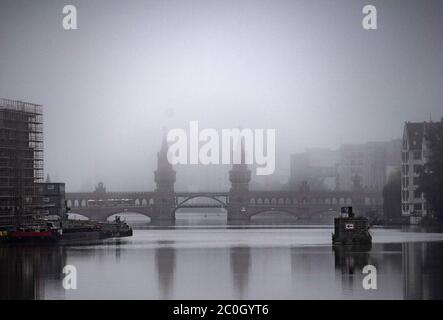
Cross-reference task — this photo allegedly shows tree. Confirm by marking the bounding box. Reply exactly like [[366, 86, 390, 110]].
[[417, 120, 443, 220], [382, 170, 401, 219]]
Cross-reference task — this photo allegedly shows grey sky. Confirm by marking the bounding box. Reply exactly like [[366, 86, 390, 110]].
[[0, 0, 442, 191]]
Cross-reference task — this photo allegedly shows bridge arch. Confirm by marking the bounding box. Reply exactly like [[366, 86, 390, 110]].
[[174, 195, 227, 212], [249, 208, 299, 219], [106, 211, 151, 223], [67, 212, 89, 220], [101, 209, 153, 221]]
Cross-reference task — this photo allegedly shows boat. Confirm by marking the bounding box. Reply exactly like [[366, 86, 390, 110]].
[[4, 216, 133, 245], [7, 225, 101, 244], [332, 207, 372, 245]]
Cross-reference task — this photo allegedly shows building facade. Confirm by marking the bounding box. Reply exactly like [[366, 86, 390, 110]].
[[289, 148, 338, 191], [36, 182, 67, 219], [401, 122, 435, 224], [289, 141, 401, 193], [0, 98, 44, 229], [336, 139, 401, 192]]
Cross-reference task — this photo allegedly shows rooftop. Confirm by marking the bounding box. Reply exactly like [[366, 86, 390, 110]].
[[0, 98, 42, 115]]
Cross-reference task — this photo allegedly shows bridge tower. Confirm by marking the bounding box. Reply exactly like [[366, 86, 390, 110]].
[[93, 182, 106, 200], [227, 139, 251, 221], [153, 135, 176, 221]]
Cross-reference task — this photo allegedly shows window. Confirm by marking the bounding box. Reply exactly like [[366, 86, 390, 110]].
[[402, 190, 410, 201], [405, 178, 409, 188], [413, 151, 421, 160], [414, 203, 422, 211], [43, 197, 50, 203], [402, 152, 409, 162], [414, 190, 422, 199], [413, 165, 422, 174], [402, 165, 409, 175], [47, 184, 55, 190]]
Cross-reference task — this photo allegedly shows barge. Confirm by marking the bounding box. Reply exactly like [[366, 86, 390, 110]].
[[332, 207, 372, 245], [2, 216, 133, 245]]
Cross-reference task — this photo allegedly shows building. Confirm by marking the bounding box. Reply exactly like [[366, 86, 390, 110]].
[[36, 182, 67, 219], [289, 148, 338, 191], [0, 98, 44, 229], [336, 139, 401, 192], [401, 121, 439, 224]]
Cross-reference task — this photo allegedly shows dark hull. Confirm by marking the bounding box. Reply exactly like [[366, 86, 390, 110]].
[[332, 233, 372, 245], [6, 231, 102, 244], [332, 215, 372, 246], [4, 229, 132, 245]]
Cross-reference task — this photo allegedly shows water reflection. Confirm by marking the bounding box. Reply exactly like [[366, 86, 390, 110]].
[[332, 242, 443, 299], [113, 238, 122, 262], [230, 247, 250, 299], [155, 242, 176, 299], [0, 246, 66, 299], [333, 245, 371, 292], [1, 229, 443, 299], [402, 242, 443, 299]]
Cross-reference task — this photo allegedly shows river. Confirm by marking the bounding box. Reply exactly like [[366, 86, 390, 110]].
[[1, 214, 443, 300]]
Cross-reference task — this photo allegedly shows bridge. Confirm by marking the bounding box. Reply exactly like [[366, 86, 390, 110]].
[[66, 189, 382, 222], [66, 138, 383, 223]]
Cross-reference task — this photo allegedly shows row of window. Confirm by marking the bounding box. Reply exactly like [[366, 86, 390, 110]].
[[402, 203, 423, 212], [401, 190, 423, 201], [401, 177, 422, 188], [402, 150, 423, 162], [401, 164, 423, 176], [402, 178, 409, 188]]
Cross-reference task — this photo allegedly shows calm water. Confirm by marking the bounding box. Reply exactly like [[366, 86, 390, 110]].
[[2, 215, 443, 300]]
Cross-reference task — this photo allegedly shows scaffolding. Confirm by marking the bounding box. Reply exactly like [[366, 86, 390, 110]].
[[0, 98, 43, 229]]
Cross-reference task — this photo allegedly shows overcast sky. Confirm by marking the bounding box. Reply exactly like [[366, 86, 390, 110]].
[[0, 0, 442, 191]]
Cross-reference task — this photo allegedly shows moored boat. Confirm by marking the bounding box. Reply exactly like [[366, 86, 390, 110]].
[[3, 216, 133, 245], [332, 207, 372, 245]]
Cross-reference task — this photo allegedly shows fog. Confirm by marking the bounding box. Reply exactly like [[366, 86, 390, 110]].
[[0, 0, 442, 192]]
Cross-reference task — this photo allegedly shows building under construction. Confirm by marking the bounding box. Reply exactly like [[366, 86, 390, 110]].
[[0, 98, 44, 229]]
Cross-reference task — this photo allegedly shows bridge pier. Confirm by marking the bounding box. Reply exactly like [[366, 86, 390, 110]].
[[226, 204, 250, 221]]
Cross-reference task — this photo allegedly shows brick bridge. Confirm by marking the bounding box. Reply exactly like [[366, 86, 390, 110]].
[[66, 138, 382, 223]]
